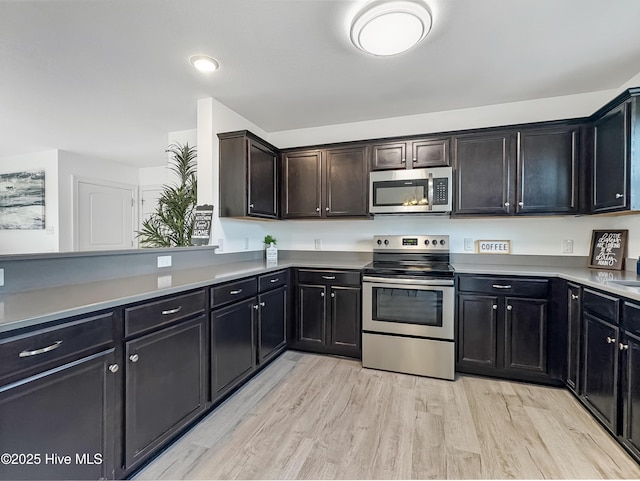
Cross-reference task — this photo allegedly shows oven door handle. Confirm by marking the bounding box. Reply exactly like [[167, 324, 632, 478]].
[[362, 276, 454, 286]]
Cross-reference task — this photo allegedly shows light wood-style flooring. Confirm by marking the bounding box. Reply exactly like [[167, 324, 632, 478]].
[[134, 351, 640, 479]]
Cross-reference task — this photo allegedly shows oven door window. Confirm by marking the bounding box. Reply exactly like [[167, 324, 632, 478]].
[[372, 287, 443, 326], [372, 179, 429, 207]]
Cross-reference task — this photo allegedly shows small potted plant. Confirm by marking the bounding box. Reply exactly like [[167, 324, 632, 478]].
[[264, 235, 278, 264]]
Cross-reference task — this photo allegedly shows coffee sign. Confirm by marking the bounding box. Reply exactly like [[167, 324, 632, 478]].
[[589, 230, 628, 270]]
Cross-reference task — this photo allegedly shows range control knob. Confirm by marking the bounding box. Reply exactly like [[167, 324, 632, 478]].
[[424, 239, 430, 246], [384, 239, 389, 245], [440, 239, 446, 245], [432, 239, 437, 245], [377, 239, 382, 245]]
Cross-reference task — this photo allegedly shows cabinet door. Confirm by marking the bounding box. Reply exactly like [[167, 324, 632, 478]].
[[454, 133, 516, 215], [504, 297, 548, 374], [258, 286, 287, 364], [0, 349, 117, 481], [282, 150, 322, 218], [517, 126, 579, 214], [592, 103, 629, 212], [456, 294, 498, 370], [567, 284, 582, 393], [211, 300, 256, 400], [329, 286, 361, 358], [248, 139, 278, 218], [370, 141, 408, 170], [582, 312, 619, 432], [325, 146, 368, 217], [125, 317, 207, 469], [622, 330, 640, 458], [411, 138, 450, 167], [296, 284, 327, 348]]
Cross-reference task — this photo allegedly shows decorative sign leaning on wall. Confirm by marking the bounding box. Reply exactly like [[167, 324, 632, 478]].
[[476, 240, 511, 254], [191, 205, 214, 246], [0, 170, 45, 229], [589, 229, 628, 270]]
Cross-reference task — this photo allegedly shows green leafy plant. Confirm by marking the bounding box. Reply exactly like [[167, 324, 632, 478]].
[[263, 234, 277, 246], [138, 143, 197, 247]]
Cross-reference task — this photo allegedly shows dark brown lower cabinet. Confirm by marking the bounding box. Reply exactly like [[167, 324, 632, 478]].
[[622, 330, 640, 458], [211, 299, 256, 400], [504, 297, 547, 374], [258, 286, 287, 364], [456, 294, 498, 370], [293, 269, 361, 358], [567, 283, 582, 394], [0, 349, 118, 481], [125, 317, 207, 470]]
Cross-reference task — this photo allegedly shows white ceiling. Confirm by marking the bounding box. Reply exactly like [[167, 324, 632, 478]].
[[1, 0, 640, 168]]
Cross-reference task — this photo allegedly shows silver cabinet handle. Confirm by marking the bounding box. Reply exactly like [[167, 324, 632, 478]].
[[620, 343, 629, 351], [506, 305, 513, 311], [316, 207, 320, 212], [161, 306, 182, 315], [492, 284, 512, 289], [269, 278, 279, 283], [249, 203, 255, 208], [325, 207, 329, 211], [571, 294, 579, 300], [108, 364, 119, 373], [606, 336, 616, 344], [230, 289, 243, 295], [518, 202, 524, 207], [322, 275, 336, 280], [19, 340, 62, 358], [401, 158, 406, 163], [615, 193, 623, 198], [504, 202, 510, 207], [260, 301, 265, 307], [320, 292, 325, 297], [331, 292, 335, 298], [492, 305, 498, 310], [253, 304, 259, 310], [412, 157, 417, 162], [129, 354, 139, 363]]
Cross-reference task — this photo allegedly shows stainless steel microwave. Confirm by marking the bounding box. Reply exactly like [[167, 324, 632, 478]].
[[369, 167, 453, 214]]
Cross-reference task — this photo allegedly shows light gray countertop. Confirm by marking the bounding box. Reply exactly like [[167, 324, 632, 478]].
[[1, 256, 639, 334]]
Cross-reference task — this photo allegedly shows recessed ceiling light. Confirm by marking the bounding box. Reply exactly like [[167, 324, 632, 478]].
[[189, 55, 220, 73], [350, 1, 432, 56]]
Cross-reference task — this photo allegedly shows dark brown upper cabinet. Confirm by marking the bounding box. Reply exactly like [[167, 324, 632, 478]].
[[516, 125, 580, 214], [282, 145, 368, 218], [453, 131, 516, 215], [454, 124, 582, 216], [218, 131, 279, 219], [370, 137, 450, 170]]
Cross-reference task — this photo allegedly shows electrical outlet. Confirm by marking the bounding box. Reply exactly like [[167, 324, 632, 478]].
[[562, 239, 574, 254], [157, 255, 172, 268], [464, 238, 474, 251], [157, 275, 172, 289], [0, 268, 4, 287], [244, 237, 249, 250], [217, 239, 224, 252], [314, 239, 322, 250]]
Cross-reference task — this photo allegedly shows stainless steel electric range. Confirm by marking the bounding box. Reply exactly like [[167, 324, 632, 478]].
[[361, 235, 455, 380]]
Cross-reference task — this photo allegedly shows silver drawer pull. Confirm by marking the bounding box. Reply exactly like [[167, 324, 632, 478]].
[[129, 354, 139, 363], [322, 276, 336, 280], [620, 343, 629, 351], [108, 364, 119, 373], [615, 193, 623, 198], [230, 289, 243, 295], [492, 284, 512, 289], [19, 340, 63, 358], [161, 306, 182, 315], [260, 301, 266, 307], [571, 294, 579, 300], [506, 305, 513, 311], [269, 278, 279, 283], [606, 336, 616, 344], [492, 305, 497, 310]]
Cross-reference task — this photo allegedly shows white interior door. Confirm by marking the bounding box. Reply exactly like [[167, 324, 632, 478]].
[[76, 179, 135, 251], [140, 185, 163, 226]]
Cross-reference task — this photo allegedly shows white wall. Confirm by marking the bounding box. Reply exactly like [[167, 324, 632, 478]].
[[0, 150, 59, 254], [57, 151, 139, 252]]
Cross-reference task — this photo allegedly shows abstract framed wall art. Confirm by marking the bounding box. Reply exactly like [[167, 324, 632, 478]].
[[0, 170, 45, 229]]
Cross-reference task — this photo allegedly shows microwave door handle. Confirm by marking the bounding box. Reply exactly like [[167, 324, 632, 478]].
[[428, 173, 434, 211]]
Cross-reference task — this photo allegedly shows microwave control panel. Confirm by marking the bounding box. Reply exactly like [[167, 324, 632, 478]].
[[433, 178, 449, 205]]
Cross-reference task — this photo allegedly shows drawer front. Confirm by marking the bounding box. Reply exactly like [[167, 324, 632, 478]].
[[624, 301, 640, 336], [0, 313, 114, 381], [457, 276, 548, 297], [259, 270, 287, 292], [297, 269, 361, 286], [125, 290, 206, 337], [211, 277, 258, 308], [583, 289, 619, 322]]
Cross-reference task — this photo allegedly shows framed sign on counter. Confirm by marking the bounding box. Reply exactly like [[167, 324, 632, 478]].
[[191, 204, 214, 246], [588, 229, 628, 270]]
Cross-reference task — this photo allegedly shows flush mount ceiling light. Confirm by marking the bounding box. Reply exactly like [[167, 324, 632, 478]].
[[350, 1, 432, 56], [189, 55, 220, 73]]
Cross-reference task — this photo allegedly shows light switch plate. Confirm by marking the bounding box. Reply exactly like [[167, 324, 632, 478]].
[[0, 268, 4, 287], [562, 240, 574, 254], [464, 238, 474, 251], [314, 239, 322, 250]]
